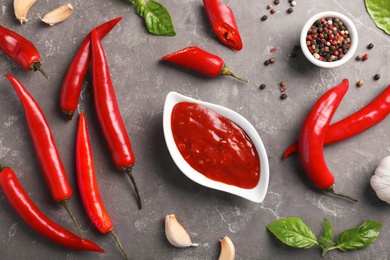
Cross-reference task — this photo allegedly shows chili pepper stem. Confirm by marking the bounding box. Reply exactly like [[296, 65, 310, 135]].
[[220, 64, 248, 83], [61, 199, 84, 239], [30, 62, 49, 79], [326, 186, 358, 202], [125, 167, 142, 209], [109, 230, 129, 260]]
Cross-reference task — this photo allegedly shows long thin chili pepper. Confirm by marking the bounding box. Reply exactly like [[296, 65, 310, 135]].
[[0, 25, 48, 78], [76, 113, 128, 259], [5, 73, 83, 237], [0, 165, 104, 252], [284, 84, 390, 158], [162, 46, 248, 82], [90, 29, 142, 209], [60, 17, 123, 121], [298, 79, 357, 202], [203, 0, 243, 51]]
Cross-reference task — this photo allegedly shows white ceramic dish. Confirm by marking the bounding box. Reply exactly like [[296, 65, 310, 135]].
[[163, 91, 269, 203], [300, 11, 358, 68]]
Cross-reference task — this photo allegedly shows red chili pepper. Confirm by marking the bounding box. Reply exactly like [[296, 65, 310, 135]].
[[90, 30, 142, 209], [5, 73, 83, 237], [76, 113, 128, 259], [60, 17, 123, 120], [298, 79, 356, 201], [203, 0, 243, 51], [284, 84, 390, 158], [162, 46, 248, 82], [0, 25, 48, 78], [0, 165, 104, 252]]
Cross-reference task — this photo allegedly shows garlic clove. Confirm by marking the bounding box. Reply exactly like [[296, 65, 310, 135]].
[[218, 236, 235, 260], [370, 155, 390, 204], [14, 0, 36, 24], [40, 3, 73, 26], [165, 214, 199, 248]]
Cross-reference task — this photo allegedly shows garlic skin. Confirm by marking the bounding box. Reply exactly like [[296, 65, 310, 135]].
[[370, 156, 390, 204], [41, 4, 73, 26], [14, 0, 36, 24], [165, 214, 199, 248], [218, 236, 235, 260]]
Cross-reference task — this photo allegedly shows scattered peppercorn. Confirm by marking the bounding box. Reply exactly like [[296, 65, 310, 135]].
[[261, 15, 268, 21], [280, 87, 287, 92], [280, 81, 287, 87], [374, 74, 381, 80], [367, 43, 374, 49], [281, 93, 288, 99], [264, 59, 270, 66], [290, 1, 297, 6], [356, 55, 362, 61], [269, 57, 276, 63], [259, 84, 266, 90], [357, 80, 364, 87], [362, 54, 369, 61], [274, 0, 280, 5], [270, 9, 276, 14], [287, 8, 293, 13], [266, 4, 273, 9]]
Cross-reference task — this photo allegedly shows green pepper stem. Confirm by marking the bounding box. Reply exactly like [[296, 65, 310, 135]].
[[326, 186, 358, 202], [31, 62, 49, 79], [109, 230, 129, 260], [126, 167, 142, 209], [220, 64, 249, 83], [61, 199, 84, 239]]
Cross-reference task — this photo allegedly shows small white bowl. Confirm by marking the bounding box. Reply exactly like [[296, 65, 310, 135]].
[[163, 92, 269, 203], [300, 11, 358, 68]]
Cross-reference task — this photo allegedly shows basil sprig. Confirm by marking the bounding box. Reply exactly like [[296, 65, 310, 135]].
[[267, 217, 382, 257], [127, 0, 176, 36]]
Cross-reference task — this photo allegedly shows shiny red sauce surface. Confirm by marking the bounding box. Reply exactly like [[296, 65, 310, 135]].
[[171, 102, 260, 189]]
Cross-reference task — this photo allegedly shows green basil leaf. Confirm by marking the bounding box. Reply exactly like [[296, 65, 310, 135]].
[[136, 0, 176, 36], [336, 220, 382, 252], [365, 0, 390, 35], [267, 217, 318, 249], [318, 218, 335, 249]]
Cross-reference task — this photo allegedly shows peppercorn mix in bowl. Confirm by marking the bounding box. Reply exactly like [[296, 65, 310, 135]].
[[300, 11, 358, 68]]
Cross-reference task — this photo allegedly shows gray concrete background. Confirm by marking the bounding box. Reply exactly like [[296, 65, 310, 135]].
[[1, 0, 390, 259]]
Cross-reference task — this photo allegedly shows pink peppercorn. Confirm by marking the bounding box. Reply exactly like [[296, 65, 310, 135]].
[[362, 54, 369, 61]]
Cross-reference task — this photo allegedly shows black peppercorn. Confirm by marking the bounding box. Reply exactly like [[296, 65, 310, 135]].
[[374, 74, 381, 80], [264, 60, 270, 66], [259, 84, 266, 90], [367, 43, 374, 49], [280, 93, 288, 99], [261, 15, 268, 21], [287, 7, 293, 13]]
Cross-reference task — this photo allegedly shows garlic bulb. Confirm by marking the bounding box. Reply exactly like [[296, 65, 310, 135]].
[[165, 214, 199, 248], [41, 4, 73, 26], [14, 0, 36, 24], [370, 156, 390, 203], [218, 236, 235, 260]]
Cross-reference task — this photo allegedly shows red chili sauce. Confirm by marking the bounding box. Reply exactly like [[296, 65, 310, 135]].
[[171, 102, 260, 189]]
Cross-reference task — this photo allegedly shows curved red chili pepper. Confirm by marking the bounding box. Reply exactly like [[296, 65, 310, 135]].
[[0, 165, 104, 252], [203, 0, 243, 51], [60, 17, 123, 121], [5, 73, 83, 237], [76, 113, 128, 259], [0, 25, 48, 78], [90, 29, 142, 209], [162, 46, 248, 82], [284, 84, 390, 158], [298, 79, 356, 201]]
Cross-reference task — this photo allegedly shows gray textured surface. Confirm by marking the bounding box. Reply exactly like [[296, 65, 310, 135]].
[[1, 0, 390, 259]]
